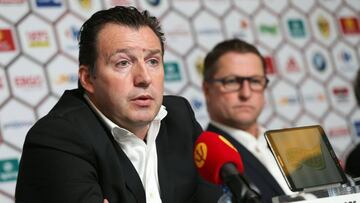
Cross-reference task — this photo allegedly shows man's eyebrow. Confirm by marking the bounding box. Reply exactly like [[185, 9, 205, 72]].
[[145, 49, 162, 56], [106, 48, 162, 61]]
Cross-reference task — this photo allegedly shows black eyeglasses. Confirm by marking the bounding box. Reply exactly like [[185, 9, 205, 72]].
[[208, 75, 269, 92]]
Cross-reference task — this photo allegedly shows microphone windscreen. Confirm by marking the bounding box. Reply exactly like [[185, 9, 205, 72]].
[[194, 131, 244, 185]]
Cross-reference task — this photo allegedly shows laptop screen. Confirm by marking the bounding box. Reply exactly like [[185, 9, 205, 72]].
[[264, 125, 347, 191]]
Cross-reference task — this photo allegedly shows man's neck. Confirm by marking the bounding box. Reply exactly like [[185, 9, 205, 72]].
[[233, 123, 259, 138]]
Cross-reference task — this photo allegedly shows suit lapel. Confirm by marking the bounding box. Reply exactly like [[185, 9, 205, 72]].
[[110, 133, 147, 203], [156, 124, 175, 203]]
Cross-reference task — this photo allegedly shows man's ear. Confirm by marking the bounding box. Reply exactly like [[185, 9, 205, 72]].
[[79, 65, 94, 93], [202, 81, 210, 97]]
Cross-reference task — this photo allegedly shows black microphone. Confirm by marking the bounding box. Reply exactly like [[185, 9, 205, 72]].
[[194, 131, 261, 203], [221, 163, 261, 203]]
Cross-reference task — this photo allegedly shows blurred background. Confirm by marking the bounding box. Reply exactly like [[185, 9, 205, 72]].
[[0, 0, 359, 201]]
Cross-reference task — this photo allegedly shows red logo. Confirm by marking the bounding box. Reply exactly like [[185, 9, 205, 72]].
[[333, 87, 348, 97], [0, 29, 15, 52], [286, 57, 300, 73], [15, 76, 42, 88], [264, 56, 276, 74], [27, 31, 50, 47], [339, 17, 360, 35], [0, 0, 26, 3]]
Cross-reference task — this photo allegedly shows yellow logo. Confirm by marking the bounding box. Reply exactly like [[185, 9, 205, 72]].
[[194, 142, 207, 168], [195, 56, 204, 77]]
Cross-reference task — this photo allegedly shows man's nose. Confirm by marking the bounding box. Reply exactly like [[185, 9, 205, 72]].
[[134, 62, 152, 87], [238, 80, 252, 99]]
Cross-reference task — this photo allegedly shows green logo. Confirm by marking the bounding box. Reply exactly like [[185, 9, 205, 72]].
[[0, 158, 19, 182], [164, 62, 181, 81], [288, 19, 306, 38], [259, 24, 278, 35]]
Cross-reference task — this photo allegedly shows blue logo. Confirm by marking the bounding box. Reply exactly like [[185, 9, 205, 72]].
[[146, 0, 160, 6], [191, 98, 203, 110], [354, 120, 360, 137], [340, 51, 352, 63], [312, 52, 326, 72], [66, 26, 80, 41], [36, 0, 62, 7]]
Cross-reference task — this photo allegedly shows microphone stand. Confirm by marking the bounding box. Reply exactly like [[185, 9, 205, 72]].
[[220, 163, 261, 203]]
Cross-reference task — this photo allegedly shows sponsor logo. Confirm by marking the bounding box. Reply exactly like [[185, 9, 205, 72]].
[[0, 158, 18, 182], [303, 93, 326, 102], [55, 73, 78, 85], [0, 29, 16, 52], [286, 57, 301, 73], [339, 50, 352, 64], [110, 0, 132, 6], [264, 56, 276, 74], [164, 62, 181, 81], [191, 98, 203, 110], [354, 120, 360, 137], [232, 19, 249, 38], [312, 52, 327, 72], [317, 15, 330, 39], [2, 120, 33, 130], [14, 75, 43, 88], [339, 17, 360, 35], [0, 0, 26, 3], [65, 25, 80, 49], [36, 0, 62, 7], [27, 30, 50, 47], [288, 19, 306, 38], [197, 28, 221, 36], [166, 28, 191, 37], [332, 86, 349, 102], [146, 0, 160, 6], [259, 24, 278, 36], [0, 77, 3, 89], [328, 127, 349, 137], [277, 95, 300, 105], [78, 0, 91, 10], [195, 56, 204, 77]]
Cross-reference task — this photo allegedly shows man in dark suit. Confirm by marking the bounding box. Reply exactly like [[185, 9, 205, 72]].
[[15, 6, 218, 203], [202, 39, 292, 202]]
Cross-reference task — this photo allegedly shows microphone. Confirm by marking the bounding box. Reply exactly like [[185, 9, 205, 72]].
[[194, 131, 261, 203]]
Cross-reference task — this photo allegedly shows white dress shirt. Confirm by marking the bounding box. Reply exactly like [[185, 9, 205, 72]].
[[210, 120, 294, 195], [85, 94, 166, 203]]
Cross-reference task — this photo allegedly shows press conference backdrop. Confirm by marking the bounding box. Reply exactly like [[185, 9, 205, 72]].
[[0, 0, 359, 201]]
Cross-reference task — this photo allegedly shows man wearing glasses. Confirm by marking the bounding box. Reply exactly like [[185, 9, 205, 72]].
[[202, 39, 292, 202]]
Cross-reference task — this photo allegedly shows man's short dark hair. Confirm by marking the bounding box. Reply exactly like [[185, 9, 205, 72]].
[[78, 6, 165, 78], [203, 39, 266, 81]]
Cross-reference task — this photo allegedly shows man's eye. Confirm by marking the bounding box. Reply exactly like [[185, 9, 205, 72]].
[[116, 60, 130, 67], [223, 78, 237, 85], [148, 59, 159, 66], [250, 78, 262, 84]]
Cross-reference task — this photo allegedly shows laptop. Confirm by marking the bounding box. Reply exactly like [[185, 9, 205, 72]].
[[264, 125, 347, 192]]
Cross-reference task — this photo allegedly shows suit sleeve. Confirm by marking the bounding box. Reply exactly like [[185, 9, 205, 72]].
[[15, 116, 103, 203]]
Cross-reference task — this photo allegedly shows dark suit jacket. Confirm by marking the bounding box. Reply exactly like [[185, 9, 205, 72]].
[[15, 89, 220, 203], [207, 124, 285, 203]]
